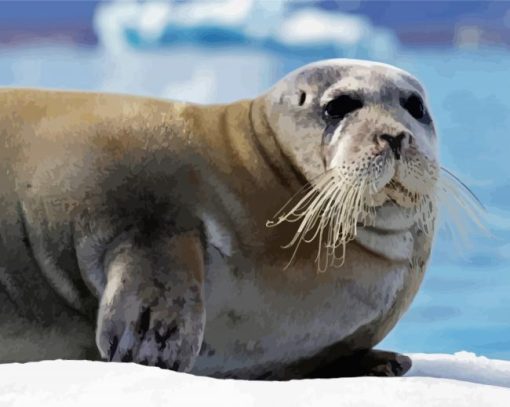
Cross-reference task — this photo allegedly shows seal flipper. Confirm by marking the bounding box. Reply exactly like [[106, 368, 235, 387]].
[[96, 229, 205, 372], [307, 349, 412, 378]]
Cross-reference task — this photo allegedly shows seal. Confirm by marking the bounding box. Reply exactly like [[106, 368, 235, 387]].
[[0, 59, 473, 379]]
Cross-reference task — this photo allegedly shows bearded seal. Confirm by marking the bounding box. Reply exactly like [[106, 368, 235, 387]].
[[0, 59, 472, 379]]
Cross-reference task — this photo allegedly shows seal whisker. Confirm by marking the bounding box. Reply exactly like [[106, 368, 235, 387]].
[[440, 166, 485, 209], [267, 182, 316, 222], [267, 173, 334, 226], [282, 175, 336, 236], [272, 166, 376, 272], [303, 183, 343, 243], [280, 173, 343, 269], [436, 169, 490, 244]]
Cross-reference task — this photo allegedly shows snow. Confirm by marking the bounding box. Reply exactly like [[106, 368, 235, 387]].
[[0, 353, 509, 406], [407, 351, 510, 388]]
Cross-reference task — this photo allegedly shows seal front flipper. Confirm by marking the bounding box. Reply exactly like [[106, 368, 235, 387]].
[[307, 349, 412, 378], [95, 229, 205, 372], [360, 350, 412, 377]]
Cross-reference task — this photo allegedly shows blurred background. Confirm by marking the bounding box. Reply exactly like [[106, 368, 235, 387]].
[[1, 0, 509, 360]]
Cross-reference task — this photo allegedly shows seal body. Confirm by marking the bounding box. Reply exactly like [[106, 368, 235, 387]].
[[0, 59, 437, 379]]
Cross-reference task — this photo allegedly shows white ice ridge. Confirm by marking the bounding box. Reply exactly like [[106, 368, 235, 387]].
[[407, 351, 510, 388], [1, 352, 509, 406]]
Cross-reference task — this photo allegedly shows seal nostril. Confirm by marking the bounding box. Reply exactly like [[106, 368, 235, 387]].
[[397, 132, 408, 143], [379, 133, 404, 160]]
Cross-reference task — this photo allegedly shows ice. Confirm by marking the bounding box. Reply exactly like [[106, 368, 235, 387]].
[[275, 9, 369, 46], [0, 353, 509, 406], [93, 0, 398, 59], [408, 351, 510, 388]]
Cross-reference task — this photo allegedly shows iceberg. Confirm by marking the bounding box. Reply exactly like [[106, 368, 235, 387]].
[[93, 1, 398, 64], [92, 0, 398, 104]]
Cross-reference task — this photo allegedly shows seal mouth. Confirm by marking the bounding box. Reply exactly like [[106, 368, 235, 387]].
[[266, 167, 435, 271], [356, 224, 407, 235], [367, 177, 424, 209], [265, 168, 416, 270], [266, 166, 485, 272]]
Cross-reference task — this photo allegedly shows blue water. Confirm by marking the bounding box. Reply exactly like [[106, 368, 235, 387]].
[[380, 48, 510, 360], [0, 44, 509, 359]]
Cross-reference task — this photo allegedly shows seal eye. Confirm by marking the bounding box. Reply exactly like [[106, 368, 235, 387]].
[[323, 95, 363, 121], [402, 94, 425, 120]]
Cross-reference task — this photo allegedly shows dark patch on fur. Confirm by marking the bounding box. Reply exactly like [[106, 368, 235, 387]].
[[16, 208, 32, 251], [156, 357, 167, 369], [255, 371, 274, 380], [198, 221, 210, 265], [226, 310, 245, 327], [155, 321, 178, 351], [173, 297, 186, 307], [199, 341, 216, 357], [167, 321, 178, 337], [138, 307, 151, 340], [199, 342, 208, 356], [108, 335, 119, 361], [121, 349, 133, 362]]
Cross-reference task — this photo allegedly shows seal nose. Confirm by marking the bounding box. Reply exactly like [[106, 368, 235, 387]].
[[379, 132, 407, 160]]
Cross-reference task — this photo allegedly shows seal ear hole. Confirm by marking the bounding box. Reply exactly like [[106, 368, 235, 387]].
[[298, 91, 307, 106]]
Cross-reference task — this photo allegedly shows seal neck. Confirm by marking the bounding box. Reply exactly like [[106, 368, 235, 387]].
[[213, 98, 312, 254], [247, 97, 307, 191]]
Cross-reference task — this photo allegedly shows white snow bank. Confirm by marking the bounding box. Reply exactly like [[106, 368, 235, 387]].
[[1, 353, 509, 406], [407, 351, 510, 388]]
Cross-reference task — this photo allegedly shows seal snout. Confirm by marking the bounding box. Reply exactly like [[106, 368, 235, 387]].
[[378, 131, 411, 160]]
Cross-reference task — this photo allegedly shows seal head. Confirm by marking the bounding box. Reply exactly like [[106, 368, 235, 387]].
[[260, 59, 440, 268]]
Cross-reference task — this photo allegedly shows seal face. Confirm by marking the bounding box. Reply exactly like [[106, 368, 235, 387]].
[[0, 59, 475, 379], [264, 59, 439, 269]]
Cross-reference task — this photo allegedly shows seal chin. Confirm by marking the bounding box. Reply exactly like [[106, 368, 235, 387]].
[[354, 201, 417, 262], [364, 201, 417, 232], [354, 227, 414, 262]]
